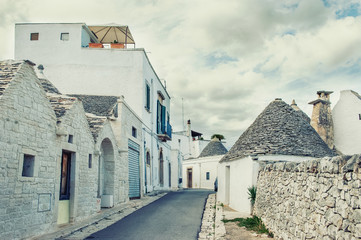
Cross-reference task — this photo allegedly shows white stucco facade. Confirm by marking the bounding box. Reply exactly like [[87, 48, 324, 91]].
[[15, 23, 173, 191], [333, 90, 361, 155], [217, 155, 317, 214], [182, 155, 222, 190]]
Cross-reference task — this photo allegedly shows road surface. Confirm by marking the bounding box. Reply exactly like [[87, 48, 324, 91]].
[[86, 189, 212, 240]]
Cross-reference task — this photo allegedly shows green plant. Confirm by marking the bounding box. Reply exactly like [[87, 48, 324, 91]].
[[211, 134, 225, 140], [248, 185, 257, 215], [248, 186, 257, 206], [223, 216, 273, 237]]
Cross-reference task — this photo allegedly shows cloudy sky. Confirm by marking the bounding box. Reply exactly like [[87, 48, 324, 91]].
[[1, 0, 361, 147]]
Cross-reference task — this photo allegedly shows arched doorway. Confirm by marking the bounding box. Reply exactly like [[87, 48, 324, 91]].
[[98, 138, 115, 207], [159, 148, 164, 186]]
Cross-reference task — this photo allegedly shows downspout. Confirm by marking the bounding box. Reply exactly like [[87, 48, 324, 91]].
[[151, 78, 154, 189], [144, 140, 147, 193]]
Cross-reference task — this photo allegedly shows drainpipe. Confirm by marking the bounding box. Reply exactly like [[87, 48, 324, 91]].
[[151, 79, 154, 190], [144, 140, 147, 193]]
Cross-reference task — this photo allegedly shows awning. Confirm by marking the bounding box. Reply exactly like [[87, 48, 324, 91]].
[[88, 24, 135, 44]]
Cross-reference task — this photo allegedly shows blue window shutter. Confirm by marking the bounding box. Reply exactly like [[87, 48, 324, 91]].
[[157, 100, 161, 133], [161, 105, 166, 133], [146, 85, 150, 110]]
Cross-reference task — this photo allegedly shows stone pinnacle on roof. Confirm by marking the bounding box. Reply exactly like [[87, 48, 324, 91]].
[[290, 99, 311, 123], [199, 137, 228, 158], [220, 98, 335, 162]]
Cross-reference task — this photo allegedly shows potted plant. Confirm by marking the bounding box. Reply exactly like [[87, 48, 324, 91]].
[[111, 40, 124, 49], [89, 43, 103, 48]]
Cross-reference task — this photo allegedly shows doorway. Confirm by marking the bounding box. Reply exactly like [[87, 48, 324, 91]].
[[57, 151, 72, 224], [187, 168, 192, 188], [225, 166, 230, 205], [159, 148, 164, 186], [98, 138, 115, 207], [128, 139, 140, 199]]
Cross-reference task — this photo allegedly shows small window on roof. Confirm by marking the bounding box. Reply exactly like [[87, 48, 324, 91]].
[[30, 33, 39, 41], [60, 33, 69, 41]]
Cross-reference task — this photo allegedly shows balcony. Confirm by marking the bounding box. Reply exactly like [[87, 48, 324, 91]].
[[157, 122, 172, 142]]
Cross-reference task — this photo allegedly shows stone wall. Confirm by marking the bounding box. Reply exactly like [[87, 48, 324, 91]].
[[255, 155, 361, 240], [0, 63, 58, 239]]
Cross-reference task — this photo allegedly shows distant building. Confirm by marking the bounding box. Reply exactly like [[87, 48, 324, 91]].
[[15, 23, 173, 192], [170, 120, 212, 188], [217, 99, 335, 214], [333, 90, 361, 155], [182, 137, 227, 189]]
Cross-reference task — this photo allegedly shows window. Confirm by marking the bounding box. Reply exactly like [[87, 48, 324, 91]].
[[206, 172, 210, 180], [88, 154, 92, 168], [132, 127, 137, 138], [60, 33, 69, 41], [22, 154, 35, 177], [68, 135, 73, 143], [145, 83, 150, 111], [359, 114, 361, 120], [30, 33, 39, 41], [146, 151, 151, 165]]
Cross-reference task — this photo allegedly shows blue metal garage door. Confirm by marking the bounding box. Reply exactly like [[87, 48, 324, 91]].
[[128, 139, 140, 199]]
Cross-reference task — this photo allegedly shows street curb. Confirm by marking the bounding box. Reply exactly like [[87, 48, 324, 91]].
[[198, 194, 226, 240], [31, 193, 167, 240], [214, 200, 226, 240]]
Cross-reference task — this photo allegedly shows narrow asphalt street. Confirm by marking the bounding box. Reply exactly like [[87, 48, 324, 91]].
[[85, 189, 213, 240]]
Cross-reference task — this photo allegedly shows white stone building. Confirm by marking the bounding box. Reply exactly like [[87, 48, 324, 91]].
[[170, 120, 210, 188], [0, 60, 128, 239], [333, 90, 361, 155], [67, 94, 144, 198], [217, 99, 335, 214], [15, 23, 173, 192], [182, 137, 227, 189]]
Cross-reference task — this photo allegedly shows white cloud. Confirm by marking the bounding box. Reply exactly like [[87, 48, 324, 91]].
[[0, 0, 360, 146]]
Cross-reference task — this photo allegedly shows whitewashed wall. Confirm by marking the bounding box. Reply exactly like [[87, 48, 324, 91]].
[[15, 23, 173, 191], [182, 155, 221, 189], [217, 155, 317, 214], [333, 90, 361, 155]]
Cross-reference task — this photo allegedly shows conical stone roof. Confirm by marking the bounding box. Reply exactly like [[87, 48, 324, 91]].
[[199, 138, 228, 158], [220, 99, 335, 162]]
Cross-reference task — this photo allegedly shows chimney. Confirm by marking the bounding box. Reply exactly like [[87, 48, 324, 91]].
[[186, 119, 191, 137], [308, 91, 334, 149], [290, 99, 301, 111]]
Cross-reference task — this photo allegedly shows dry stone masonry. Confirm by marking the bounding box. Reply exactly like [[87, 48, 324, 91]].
[[199, 194, 216, 240], [255, 155, 361, 240]]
